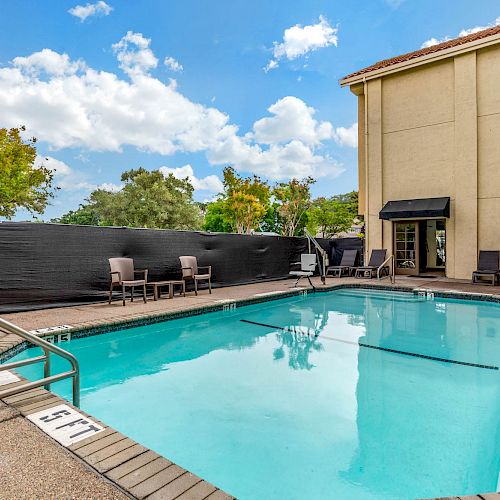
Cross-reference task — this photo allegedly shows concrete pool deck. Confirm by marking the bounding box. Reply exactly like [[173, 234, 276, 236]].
[[1, 275, 500, 499]]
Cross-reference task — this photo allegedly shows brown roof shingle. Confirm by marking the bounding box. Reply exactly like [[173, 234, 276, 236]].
[[341, 24, 500, 82]]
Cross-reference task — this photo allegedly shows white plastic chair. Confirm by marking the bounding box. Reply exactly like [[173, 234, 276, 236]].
[[290, 254, 317, 287]]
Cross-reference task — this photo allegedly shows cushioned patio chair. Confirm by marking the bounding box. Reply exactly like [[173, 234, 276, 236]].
[[327, 249, 358, 278], [290, 254, 317, 287], [179, 256, 212, 295], [354, 249, 388, 278], [472, 250, 500, 286], [108, 258, 148, 306]]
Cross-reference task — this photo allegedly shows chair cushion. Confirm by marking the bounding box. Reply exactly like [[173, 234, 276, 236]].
[[290, 271, 313, 276], [121, 280, 146, 286], [194, 274, 211, 279], [473, 270, 499, 275]]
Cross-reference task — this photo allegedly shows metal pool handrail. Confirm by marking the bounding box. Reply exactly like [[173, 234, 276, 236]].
[[0, 318, 80, 407], [377, 254, 395, 284]]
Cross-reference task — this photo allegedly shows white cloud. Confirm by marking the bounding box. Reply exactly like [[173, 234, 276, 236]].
[[252, 96, 332, 146], [164, 56, 183, 72], [263, 59, 279, 73], [421, 17, 500, 48], [265, 16, 338, 71], [208, 136, 343, 180], [159, 165, 223, 192], [12, 49, 85, 76], [459, 16, 500, 36], [112, 31, 158, 77], [36, 155, 94, 191], [421, 37, 448, 49], [68, 1, 112, 22], [333, 122, 358, 148], [0, 34, 354, 182], [98, 182, 122, 192]]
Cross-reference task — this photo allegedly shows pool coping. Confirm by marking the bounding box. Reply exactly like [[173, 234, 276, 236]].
[[1, 281, 500, 499]]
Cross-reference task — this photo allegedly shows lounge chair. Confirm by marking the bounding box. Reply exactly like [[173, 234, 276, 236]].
[[327, 249, 358, 278], [472, 251, 500, 286], [290, 254, 317, 287], [179, 256, 212, 295], [108, 258, 148, 306], [354, 249, 388, 278]]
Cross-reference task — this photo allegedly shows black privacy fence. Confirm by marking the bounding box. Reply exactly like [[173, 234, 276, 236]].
[[0, 222, 363, 312]]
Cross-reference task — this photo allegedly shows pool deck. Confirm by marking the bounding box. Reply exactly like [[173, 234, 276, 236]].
[[1, 275, 500, 500]]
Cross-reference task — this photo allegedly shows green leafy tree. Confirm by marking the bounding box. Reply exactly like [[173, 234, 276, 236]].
[[307, 191, 360, 238], [260, 201, 282, 233], [0, 126, 57, 218], [273, 177, 315, 237], [204, 167, 271, 234], [55, 168, 202, 230], [53, 205, 101, 225], [202, 199, 233, 232], [332, 191, 360, 217]]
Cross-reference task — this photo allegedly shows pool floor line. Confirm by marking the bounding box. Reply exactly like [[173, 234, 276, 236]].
[[239, 319, 499, 371]]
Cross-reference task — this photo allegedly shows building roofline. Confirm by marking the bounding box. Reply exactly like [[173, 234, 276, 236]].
[[340, 25, 500, 87]]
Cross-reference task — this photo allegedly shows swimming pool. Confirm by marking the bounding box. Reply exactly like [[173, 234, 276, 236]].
[[8, 288, 500, 499]]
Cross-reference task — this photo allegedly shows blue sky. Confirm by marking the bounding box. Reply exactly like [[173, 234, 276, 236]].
[[1, 0, 499, 220]]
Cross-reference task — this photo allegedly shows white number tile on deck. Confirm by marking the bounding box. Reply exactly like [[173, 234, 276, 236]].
[[0, 370, 20, 386], [28, 404, 105, 446], [29, 325, 72, 335]]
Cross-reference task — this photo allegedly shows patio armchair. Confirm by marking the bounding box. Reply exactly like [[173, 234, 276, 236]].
[[472, 250, 500, 286], [354, 249, 389, 278], [290, 254, 317, 287], [327, 249, 358, 278], [108, 258, 148, 306], [179, 256, 212, 295]]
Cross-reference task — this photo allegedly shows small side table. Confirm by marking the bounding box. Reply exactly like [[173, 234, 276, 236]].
[[147, 281, 172, 301], [169, 280, 186, 298]]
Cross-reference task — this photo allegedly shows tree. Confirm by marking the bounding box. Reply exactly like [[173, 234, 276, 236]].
[[0, 126, 57, 218], [332, 191, 360, 218], [227, 191, 267, 234], [203, 167, 271, 234], [54, 168, 202, 230], [273, 177, 315, 237], [202, 199, 233, 232], [54, 205, 101, 226], [307, 191, 360, 238]]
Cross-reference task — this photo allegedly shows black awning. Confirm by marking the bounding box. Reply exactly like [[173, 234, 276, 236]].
[[379, 197, 450, 220]]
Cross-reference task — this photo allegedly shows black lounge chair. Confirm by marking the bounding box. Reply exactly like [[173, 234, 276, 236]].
[[327, 249, 358, 278], [354, 249, 388, 278], [472, 251, 500, 286]]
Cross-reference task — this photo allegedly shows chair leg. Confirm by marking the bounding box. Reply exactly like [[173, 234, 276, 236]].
[[131, 286, 134, 302], [143, 283, 147, 303], [294, 276, 301, 287], [122, 285, 126, 306], [208, 277, 212, 294], [108, 283, 113, 304], [194, 279, 198, 296]]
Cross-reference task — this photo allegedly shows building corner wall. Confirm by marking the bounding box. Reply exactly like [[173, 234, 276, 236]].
[[453, 52, 478, 279], [365, 79, 384, 260]]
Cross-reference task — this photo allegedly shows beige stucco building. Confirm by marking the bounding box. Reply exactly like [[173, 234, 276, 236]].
[[340, 26, 500, 279]]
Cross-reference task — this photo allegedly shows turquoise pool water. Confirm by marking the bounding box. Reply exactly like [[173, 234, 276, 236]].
[[7, 289, 500, 499]]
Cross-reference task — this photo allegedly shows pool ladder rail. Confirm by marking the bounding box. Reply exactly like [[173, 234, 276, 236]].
[[0, 318, 80, 407], [377, 254, 395, 284]]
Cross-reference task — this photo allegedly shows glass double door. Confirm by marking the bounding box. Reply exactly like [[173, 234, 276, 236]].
[[394, 222, 419, 275], [394, 220, 447, 275]]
